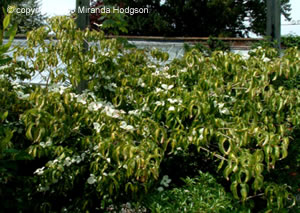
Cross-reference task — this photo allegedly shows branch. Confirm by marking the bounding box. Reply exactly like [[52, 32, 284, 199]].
[[199, 146, 228, 162], [238, 193, 264, 203]]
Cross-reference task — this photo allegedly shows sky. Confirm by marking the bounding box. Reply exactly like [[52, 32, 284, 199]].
[[40, 0, 300, 36]]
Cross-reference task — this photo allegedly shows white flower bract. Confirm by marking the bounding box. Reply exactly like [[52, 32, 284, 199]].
[[120, 121, 135, 131], [87, 175, 96, 185], [161, 84, 173, 90], [168, 106, 175, 111]]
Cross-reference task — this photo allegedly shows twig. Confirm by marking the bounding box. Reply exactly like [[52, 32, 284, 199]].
[[232, 87, 248, 90], [199, 146, 228, 161], [238, 193, 264, 203], [218, 132, 234, 140]]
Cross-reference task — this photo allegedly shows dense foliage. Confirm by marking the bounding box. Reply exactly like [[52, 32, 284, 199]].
[[99, 0, 291, 37], [1, 15, 300, 212], [183, 37, 230, 56], [143, 172, 238, 212], [282, 35, 300, 50]]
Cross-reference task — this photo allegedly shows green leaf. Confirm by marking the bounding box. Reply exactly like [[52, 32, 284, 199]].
[[0, 42, 12, 54], [3, 14, 11, 30], [0, 56, 12, 66], [0, 29, 3, 45], [1, 111, 8, 121], [217, 159, 224, 172], [7, 24, 17, 42], [223, 165, 233, 181], [253, 175, 264, 192], [230, 181, 239, 199], [240, 183, 248, 201], [25, 123, 34, 140]]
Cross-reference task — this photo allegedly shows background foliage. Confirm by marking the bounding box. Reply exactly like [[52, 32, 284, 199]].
[[98, 0, 291, 37], [1, 0, 46, 34], [11, 0, 46, 34], [282, 34, 300, 49]]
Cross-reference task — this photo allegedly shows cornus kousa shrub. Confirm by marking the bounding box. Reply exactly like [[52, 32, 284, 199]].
[[1, 15, 299, 212]]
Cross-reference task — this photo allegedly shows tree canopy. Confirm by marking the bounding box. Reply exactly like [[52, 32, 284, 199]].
[[99, 0, 291, 37], [0, 0, 46, 34]]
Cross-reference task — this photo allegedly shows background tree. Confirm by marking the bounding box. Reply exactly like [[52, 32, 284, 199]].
[[162, 0, 246, 37], [101, 0, 170, 36], [90, 0, 128, 35], [245, 0, 291, 36], [100, 0, 291, 37], [11, 0, 46, 34], [0, 0, 23, 28]]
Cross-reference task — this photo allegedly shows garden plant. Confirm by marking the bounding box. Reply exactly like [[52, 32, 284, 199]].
[[0, 14, 300, 212]]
